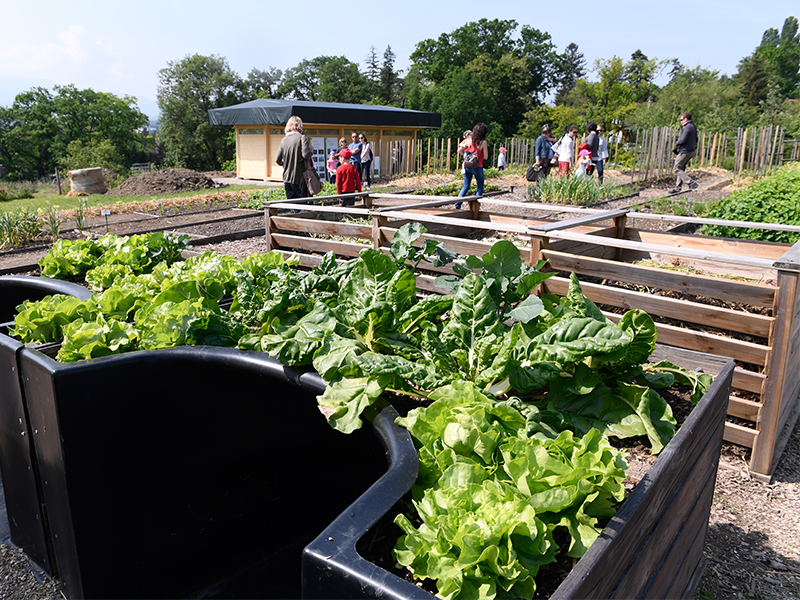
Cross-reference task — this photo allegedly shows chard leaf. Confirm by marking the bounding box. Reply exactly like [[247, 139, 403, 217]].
[[317, 376, 386, 434], [441, 273, 502, 378], [259, 302, 338, 365], [312, 333, 368, 381], [508, 293, 544, 323], [615, 309, 658, 367], [566, 273, 605, 321], [530, 317, 632, 365]]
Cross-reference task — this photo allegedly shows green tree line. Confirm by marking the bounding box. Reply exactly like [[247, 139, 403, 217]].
[[1, 16, 798, 181]]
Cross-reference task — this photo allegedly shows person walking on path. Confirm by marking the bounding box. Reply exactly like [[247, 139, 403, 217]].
[[456, 122, 489, 209], [557, 125, 578, 176], [670, 112, 698, 194], [335, 148, 362, 205], [535, 124, 554, 179], [275, 116, 313, 199], [348, 131, 363, 179], [359, 133, 373, 189], [596, 125, 609, 184]]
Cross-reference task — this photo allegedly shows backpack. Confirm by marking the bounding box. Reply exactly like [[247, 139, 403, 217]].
[[463, 150, 480, 169]]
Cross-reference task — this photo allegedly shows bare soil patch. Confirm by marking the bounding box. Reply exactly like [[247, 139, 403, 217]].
[[106, 168, 219, 196]]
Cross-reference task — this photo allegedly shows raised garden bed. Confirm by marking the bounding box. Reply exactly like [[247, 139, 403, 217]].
[[13, 344, 412, 599], [0, 275, 92, 574], [303, 359, 734, 599]]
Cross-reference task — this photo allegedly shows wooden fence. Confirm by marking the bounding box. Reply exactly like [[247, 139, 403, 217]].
[[258, 192, 800, 479], [404, 127, 799, 182]]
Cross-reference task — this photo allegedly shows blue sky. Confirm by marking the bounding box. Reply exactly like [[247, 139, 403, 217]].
[[1, 0, 797, 121]]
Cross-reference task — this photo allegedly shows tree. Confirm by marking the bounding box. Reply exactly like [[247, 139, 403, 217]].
[[278, 56, 371, 103], [554, 43, 587, 105], [157, 54, 244, 171], [0, 85, 148, 181], [245, 67, 283, 99], [625, 50, 660, 103], [406, 19, 561, 139], [379, 45, 400, 104], [364, 46, 380, 94], [738, 16, 800, 104]]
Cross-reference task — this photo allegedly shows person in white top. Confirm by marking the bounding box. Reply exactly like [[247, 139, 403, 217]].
[[557, 125, 578, 176], [596, 124, 609, 184]]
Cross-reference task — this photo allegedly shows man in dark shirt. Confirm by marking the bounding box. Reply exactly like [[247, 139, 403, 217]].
[[670, 112, 698, 194]]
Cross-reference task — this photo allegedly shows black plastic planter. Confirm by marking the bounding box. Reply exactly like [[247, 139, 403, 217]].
[[302, 360, 735, 600], [17, 345, 414, 599], [0, 275, 92, 574]]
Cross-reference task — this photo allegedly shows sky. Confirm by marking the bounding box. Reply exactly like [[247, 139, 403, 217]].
[[1, 0, 797, 122]]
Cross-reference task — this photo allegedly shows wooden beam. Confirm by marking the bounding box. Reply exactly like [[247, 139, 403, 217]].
[[543, 250, 776, 308], [543, 276, 773, 338], [724, 421, 757, 448], [538, 229, 777, 270]]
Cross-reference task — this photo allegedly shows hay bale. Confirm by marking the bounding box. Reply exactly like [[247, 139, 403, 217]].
[[67, 168, 108, 196]]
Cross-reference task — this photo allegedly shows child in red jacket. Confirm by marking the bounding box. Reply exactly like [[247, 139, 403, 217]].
[[335, 148, 361, 205]]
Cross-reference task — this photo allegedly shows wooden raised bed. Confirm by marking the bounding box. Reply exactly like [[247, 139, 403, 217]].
[[303, 358, 735, 599], [260, 192, 800, 478]]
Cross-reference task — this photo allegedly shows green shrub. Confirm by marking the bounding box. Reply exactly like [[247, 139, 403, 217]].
[[0, 208, 42, 249], [702, 165, 800, 243], [526, 174, 625, 205]]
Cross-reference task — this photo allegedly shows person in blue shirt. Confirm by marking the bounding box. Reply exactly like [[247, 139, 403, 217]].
[[348, 131, 363, 179], [535, 124, 554, 179]]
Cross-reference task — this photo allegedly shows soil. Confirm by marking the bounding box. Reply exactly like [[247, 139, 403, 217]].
[[1, 166, 799, 599], [106, 168, 225, 196]]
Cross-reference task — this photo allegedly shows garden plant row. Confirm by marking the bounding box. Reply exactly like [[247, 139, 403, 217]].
[[10, 227, 713, 599]]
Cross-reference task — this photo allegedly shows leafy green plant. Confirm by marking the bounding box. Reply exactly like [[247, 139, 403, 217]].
[[394, 387, 628, 599], [701, 165, 800, 242], [74, 199, 89, 234], [40, 204, 65, 241], [0, 208, 41, 249]]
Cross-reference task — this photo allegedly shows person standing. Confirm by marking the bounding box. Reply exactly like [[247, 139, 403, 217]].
[[326, 151, 338, 184], [359, 133, 373, 189], [535, 124, 554, 179], [670, 112, 699, 194], [596, 125, 609, 184], [348, 131, 363, 179], [497, 146, 507, 170], [275, 116, 313, 199], [584, 122, 600, 178], [455, 122, 488, 209], [334, 148, 362, 205], [557, 125, 578, 176]]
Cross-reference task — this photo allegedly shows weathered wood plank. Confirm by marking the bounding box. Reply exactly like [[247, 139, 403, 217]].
[[270, 234, 369, 258], [641, 474, 715, 599], [610, 454, 719, 599], [540, 229, 777, 270], [544, 276, 773, 338], [272, 217, 373, 239], [543, 250, 776, 307], [531, 209, 630, 232], [728, 396, 762, 422], [752, 270, 799, 473], [724, 421, 758, 448], [625, 229, 790, 260]]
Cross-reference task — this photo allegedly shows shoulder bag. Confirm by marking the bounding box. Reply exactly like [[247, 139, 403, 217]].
[[303, 159, 322, 196]]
